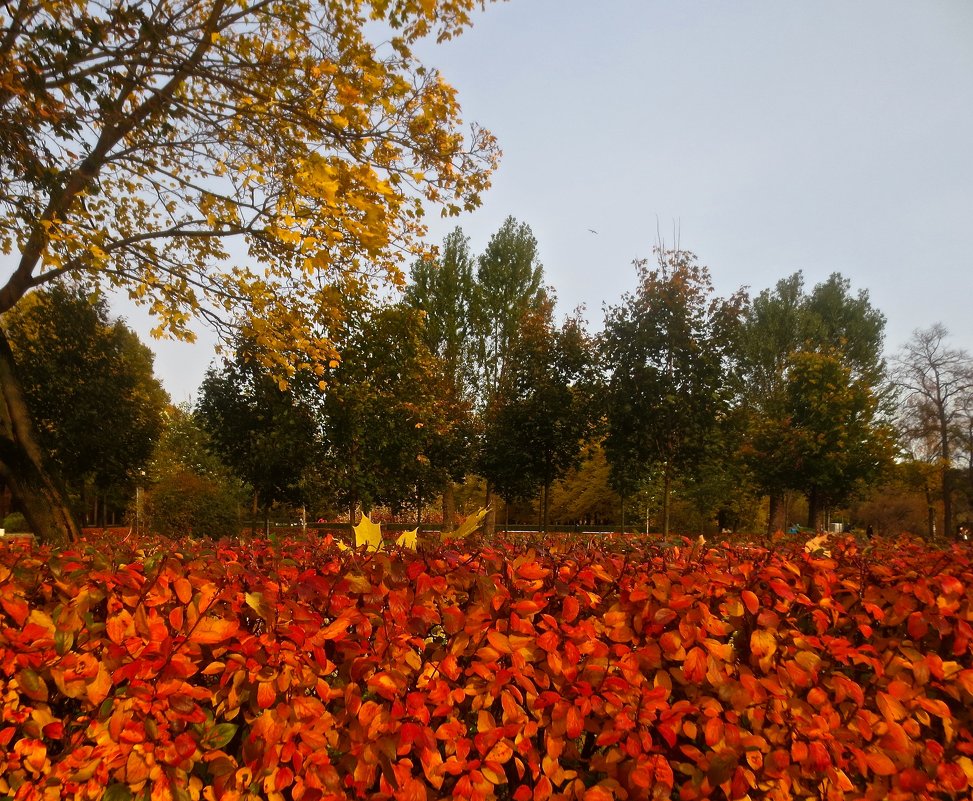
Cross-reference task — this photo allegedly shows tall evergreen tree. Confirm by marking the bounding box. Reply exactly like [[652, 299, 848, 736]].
[[470, 217, 548, 534], [473, 217, 548, 400]]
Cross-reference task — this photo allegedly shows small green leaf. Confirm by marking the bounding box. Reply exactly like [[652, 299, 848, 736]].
[[103, 784, 133, 801], [17, 668, 48, 702], [206, 723, 238, 749], [54, 628, 74, 655]]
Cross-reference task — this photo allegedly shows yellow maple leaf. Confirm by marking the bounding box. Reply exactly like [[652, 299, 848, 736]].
[[396, 528, 418, 550], [354, 513, 383, 551], [450, 508, 488, 539], [804, 533, 831, 557]]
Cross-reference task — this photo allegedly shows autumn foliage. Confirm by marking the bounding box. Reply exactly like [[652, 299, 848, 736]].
[[3, 531, 973, 801]]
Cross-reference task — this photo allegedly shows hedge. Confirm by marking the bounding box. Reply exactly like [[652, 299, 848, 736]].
[[2, 531, 973, 800]]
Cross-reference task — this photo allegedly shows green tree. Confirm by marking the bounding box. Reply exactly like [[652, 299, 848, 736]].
[[404, 227, 477, 528], [473, 217, 548, 399], [322, 302, 461, 523], [0, 0, 499, 544], [600, 248, 744, 536], [749, 349, 895, 528], [144, 405, 247, 538], [470, 216, 548, 533], [479, 305, 595, 531], [4, 282, 168, 524], [739, 272, 890, 530], [196, 341, 323, 532]]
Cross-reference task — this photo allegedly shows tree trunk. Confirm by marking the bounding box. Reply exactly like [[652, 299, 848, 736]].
[[542, 480, 550, 534], [662, 465, 672, 538], [0, 328, 81, 545], [767, 493, 785, 534], [807, 486, 820, 530], [484, 481, 495, 540], [442, 482, 456, 533], [924, 480, 936, 539], [416, 483, 423, 530], [942, 463, 954, 539], [938, 411, 954, 538]]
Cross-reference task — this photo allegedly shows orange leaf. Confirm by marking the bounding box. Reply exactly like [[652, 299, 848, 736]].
[[487, 629, 512, 655], [106, 613, 130, 645], [420, 746, 444, 790], [173, 577, 193, 605], [866, 751, 897, 776], [517, 561, 549, 581], [562, 595, 579, 624], [192, 616, 237, 645], [257, 682, 276, 709], [86, 663, 112, 706], [876, 691, 907, 721], [684, 647, 707, 683], [566, 705, 583, 739], [741, 590, 759, 615], [1, 596, 28, 627]]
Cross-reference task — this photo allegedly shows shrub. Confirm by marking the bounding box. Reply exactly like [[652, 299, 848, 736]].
[[1, 511, 28, 532], [2, 531, 973, 799]]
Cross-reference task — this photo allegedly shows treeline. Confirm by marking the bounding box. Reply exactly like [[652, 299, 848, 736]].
[[4, 219, 973, 538]]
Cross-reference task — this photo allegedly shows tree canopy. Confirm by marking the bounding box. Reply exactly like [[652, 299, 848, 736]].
[[4, 282, 168, 522], [600, 249, 744, 535], [0, 0, 499, 542]]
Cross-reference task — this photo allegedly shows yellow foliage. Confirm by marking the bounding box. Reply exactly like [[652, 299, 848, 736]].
[[353, 514, 384, 551], [396, 528, 418, 550], [449, 508, 488, 539], [0, 0, 500, 384]]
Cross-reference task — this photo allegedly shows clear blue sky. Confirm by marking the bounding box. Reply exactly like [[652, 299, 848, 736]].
[[141, 0, 973, 402]]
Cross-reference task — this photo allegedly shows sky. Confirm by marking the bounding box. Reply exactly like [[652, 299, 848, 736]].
[[135, 0, 973, 403]]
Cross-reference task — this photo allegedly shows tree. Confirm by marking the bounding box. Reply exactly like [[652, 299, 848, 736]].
[[404, 227, 477, 528], [479, 305, 595, 531], [196, 340, 323, 531], [322, 302, 461, 523], [600, 248, 744, 536], [739, 272, 890, 530], [0, 0, 499, 543], [748, 349, 895, 528], [895, 325, 973, 538], [471, 216, 548, 534], [473, 217, 548, 400], [144, 405, 247, 538], [4, 282, 168, 524]]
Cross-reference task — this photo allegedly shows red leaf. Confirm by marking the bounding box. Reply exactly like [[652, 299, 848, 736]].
[[684, 647, 707, 683], [1, 596, 28, 627], [566, 705, 583, 739], [866, 751, 897, 776], [562, 595, 579, 624], [192, 616, 237, 645], [257, 682, 276, 709]]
